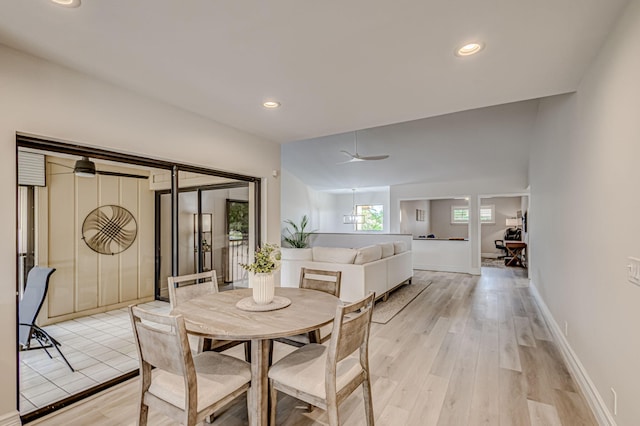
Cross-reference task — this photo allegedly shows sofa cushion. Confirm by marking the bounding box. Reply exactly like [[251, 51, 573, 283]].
[[312, 247, 357, 264], [393, 241, 408, 254], [354, 245, 382, 265], [380, 242, 395, 258]]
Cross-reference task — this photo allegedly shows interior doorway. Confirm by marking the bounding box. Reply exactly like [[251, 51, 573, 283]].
[[479, 195, 528, 268]]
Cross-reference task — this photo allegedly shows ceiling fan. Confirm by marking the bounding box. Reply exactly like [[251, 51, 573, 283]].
[[51, 156, 148, 179], [338, 131, 389, 164]]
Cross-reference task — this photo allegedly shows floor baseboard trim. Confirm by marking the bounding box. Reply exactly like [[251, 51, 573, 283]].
[[481, 253, 500, 258], [0, 411, 21, 426], [413, 264, 473, 274], [529, 281, 616, 426]]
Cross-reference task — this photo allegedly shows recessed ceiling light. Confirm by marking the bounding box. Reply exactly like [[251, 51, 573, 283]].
[[51, 0, 81, 7], [455, 42, 484, 57], [263, 101, 280, 109]]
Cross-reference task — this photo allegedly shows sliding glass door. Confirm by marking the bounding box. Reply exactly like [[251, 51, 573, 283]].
[[16, 135, 260, 422]]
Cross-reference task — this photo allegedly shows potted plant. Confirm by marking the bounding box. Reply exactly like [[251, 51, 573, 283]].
[[240, 243, 281, 304], [282, 215, 316, 248], [281, 215, 316, 261]]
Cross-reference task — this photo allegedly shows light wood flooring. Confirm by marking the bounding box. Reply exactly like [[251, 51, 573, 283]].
[[30, 267, 597, 425]]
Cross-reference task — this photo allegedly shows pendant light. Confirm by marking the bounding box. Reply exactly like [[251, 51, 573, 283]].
[[343, 189, 364, 225]]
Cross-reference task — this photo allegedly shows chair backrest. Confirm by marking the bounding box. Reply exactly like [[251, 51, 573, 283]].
[[504, 227, 521, 241], [18, 267, 56, 346], [129, 306, 197, 406], [299, 268, 341, 298], [168, 270, 218, 309], [326, 292, 375, 370]]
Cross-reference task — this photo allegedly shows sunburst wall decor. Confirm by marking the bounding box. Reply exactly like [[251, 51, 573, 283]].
[[82, 205, 138, 255]]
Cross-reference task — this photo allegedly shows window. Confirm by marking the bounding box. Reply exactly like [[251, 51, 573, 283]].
[[355, 204, 383, 231], [451, 206, 470, 224], [480, 205, 495, 224], [451, 204, 495, 224]]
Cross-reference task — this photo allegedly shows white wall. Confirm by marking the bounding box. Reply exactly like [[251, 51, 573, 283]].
[[0, 44, 280, 419], [399, 199, 430, 237], [280, 170, 391, 235], [429, 198, 469, 239], [529, 1, 640, 423], [280, 169, 336, 235]]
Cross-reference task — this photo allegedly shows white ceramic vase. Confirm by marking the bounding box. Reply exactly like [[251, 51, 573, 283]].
[[251, 272, 275, 305]]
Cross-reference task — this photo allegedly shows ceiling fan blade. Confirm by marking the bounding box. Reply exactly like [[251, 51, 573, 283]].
[[336, 158, 364, 165], [95, 170, 148, 179], [360, 154, 389, 161], [340, 150, 356, 158]]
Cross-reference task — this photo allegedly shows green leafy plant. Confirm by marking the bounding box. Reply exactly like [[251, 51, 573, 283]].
[[240, 243, 281, 274], [282, 215, 316, 248]]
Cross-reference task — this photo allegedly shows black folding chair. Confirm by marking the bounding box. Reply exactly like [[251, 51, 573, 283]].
[[19, 267, 74, 371]]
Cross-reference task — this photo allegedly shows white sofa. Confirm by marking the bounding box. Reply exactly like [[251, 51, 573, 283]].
[[280, 242, 413, 302]]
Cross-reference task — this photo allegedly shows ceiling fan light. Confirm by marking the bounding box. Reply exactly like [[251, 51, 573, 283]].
[[51, 0, 81, 8], [455, 42, 484, 57], [74, 157, 96, 177], [343, 214, 364, 225]]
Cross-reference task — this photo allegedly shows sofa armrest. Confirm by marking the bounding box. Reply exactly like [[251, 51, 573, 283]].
[[387, 251, 413, 291]]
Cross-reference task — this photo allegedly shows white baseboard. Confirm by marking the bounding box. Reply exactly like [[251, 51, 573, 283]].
[[0, 411, 21, 426], [481, 252, 500, 258], [413, 264, 472, 275], [529, 282, 616, 426], [469, 267, 481, 275]]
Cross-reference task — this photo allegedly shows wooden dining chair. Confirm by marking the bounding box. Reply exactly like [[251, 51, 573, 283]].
[[168, 271, 249, 358], [129, 306, 251, 426], [276, 268, 342, 348], [268, 292, 375, 426]]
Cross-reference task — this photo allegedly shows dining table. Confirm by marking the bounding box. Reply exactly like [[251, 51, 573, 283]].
[[171, 286, 341, 426]]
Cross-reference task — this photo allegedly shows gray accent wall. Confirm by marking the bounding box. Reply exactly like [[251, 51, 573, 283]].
[[429, 198, 469, 239]]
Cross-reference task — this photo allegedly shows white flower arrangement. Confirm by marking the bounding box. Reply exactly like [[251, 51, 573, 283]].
[[240, 243, 281, 274]]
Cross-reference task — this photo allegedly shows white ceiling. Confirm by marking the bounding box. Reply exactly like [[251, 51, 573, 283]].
[[282, 99, 540, 191], [0, 0, 629, 145], [0, 1, 630, 192]]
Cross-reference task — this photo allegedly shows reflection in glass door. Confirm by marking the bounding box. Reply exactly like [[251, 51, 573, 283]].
[[156, 183, 251, 299], [225, 199, 249, 284]]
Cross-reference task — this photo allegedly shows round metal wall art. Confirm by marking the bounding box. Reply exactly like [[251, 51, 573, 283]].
[[82, 205, 137, 255]]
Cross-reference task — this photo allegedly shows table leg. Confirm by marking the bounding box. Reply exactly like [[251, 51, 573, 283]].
[[506, 248, 523, 267], [249, 339, 270, 426]]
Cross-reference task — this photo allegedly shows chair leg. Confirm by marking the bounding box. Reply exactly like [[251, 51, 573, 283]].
[[269, 380, 278, 426], [362, 378, 374, 426], [32, 325, 74, 372], [137, 402, 149, 426], [327, 402, 340, 426]]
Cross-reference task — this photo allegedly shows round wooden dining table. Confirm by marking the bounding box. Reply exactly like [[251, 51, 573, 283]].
[[171, 287, 341, 426]]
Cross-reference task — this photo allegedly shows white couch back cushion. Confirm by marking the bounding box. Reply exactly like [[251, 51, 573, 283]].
[[394, 241, 408, 254], [380, 242, 395, 258], [354, 245, 383, 265], [312, 247, 357, 264]]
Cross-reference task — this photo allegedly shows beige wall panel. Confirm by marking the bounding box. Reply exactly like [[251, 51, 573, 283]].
[[98, 175, 120, 306], [76, 177, 99, 311], [138, 181, 155, 298], [47, 172, 76, 317], [119, 179, 139, 302]]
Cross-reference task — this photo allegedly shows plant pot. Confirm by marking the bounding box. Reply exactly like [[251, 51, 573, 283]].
[[280, 247, 312, 261], [251, 272, 275, 305]]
